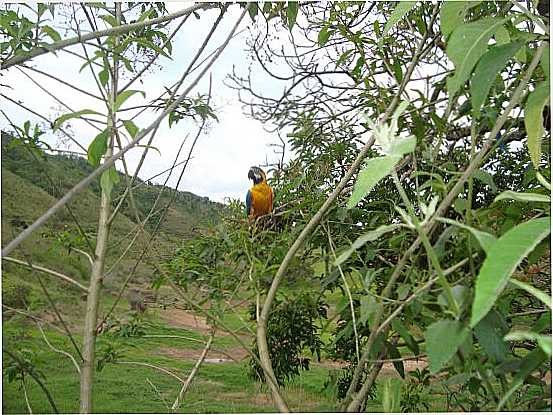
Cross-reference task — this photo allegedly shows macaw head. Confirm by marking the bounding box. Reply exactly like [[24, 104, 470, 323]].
[[248, 166, 266, 184]]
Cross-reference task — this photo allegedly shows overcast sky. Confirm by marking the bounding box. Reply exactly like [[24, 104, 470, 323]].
[[1, 2, 290, 203]]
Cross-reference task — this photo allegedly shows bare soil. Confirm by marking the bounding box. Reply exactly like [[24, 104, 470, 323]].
[[159, 307, 215, 335], [157, 346, 249, 363]]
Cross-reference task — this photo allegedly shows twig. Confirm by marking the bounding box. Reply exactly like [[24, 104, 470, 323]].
[[3, 348, 59, 414], [19, 64, 104, 101], [2, 3, 218, 69], [171, 332, 214, 411], [71, 248, 94, 266], [325, 222, 360, 364], [22, 378, 33, 414], [37, 323, 81, 374], [116, 361, 186, 384], [2, 305, 65, 334], [146, 378, 170, 410], [141, 335, 240, 362], [0, 93, 88, 152], [2, 256, 88, 292]]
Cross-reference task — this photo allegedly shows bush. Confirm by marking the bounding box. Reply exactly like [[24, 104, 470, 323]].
[[2, 274, 31, 309]]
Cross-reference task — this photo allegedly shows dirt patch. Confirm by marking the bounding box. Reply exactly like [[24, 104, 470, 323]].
[[159, 307, 215, 335], [315, 357, 428, 377], [381, 358, 428, 377], [157, 346, 249, 362]]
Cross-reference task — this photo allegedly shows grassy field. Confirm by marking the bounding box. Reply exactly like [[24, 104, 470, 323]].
[[2, 306, 341, 413]]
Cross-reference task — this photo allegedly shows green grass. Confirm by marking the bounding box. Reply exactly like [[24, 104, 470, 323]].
[[2, 317, 337, 413]]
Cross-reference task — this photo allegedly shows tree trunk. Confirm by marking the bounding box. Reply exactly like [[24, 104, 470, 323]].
[[79, 4, 120, 412]]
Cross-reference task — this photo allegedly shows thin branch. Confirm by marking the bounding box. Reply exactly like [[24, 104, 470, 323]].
[[22, 378, 33, 415], [2, 3, 218, 69], [37, 323, 81, 374], [3, 348, 59, 414], [171, 332, 214, 411], [3, 256, 89, 292], [2, 305, 65, 334], [19, 64, 104, 101], [116, 361, 186, 384], [325, 222, 360, 364], [71, 248, 94, 265], [146, 378, 170, 410]]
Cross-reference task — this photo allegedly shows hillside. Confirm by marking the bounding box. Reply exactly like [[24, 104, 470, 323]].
[[1, 132, 223, 293]]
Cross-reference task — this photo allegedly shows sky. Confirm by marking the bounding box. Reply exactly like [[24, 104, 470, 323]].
[[1, 2, 290, 203]]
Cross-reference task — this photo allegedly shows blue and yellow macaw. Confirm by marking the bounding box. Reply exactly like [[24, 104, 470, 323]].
[[245, 166, 273, 218]]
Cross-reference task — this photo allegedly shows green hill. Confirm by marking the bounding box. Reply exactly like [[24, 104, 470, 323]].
[[1, 132, 223, 304]]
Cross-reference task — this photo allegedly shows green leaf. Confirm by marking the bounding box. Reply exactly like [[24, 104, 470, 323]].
[[525, 81, 550, 168], [100, 166, 119, 198], [318, 26, 330, 46], [122, 119, 138, 138], [494, 25, 510, 46], [392, 319, 420, 355], [473, 310, 509, 362], [53, 109, 102, 131], [515, 44, 527, 63], [470, 217, 551, 327], [335, 224, 400, 266], [494, 190, 551, 203], [440, 1, 482, 37], [347, 156, 401, 209], [382, 378, 402, 413], [286, 1, 298, 30], [389, 136, 416, 157], [113, 90, 145, 112], [88, 129, 110, 167], [536, 171, 551, 191], [135, 144, 162, 156], [361, 296, 382, 328], [473, 169, 498, 192], [446, 17, 508, 98], [247, 3, 258, 20], [336, 49, 354, 67], [382, 2, 417, 38], [471, 41, 524, 116], [99, 14, 118, 27], [509, 279, 551, 309], [131, 37, 171, 59], [541, 42, 549, 82], [137, 7, 154, 22], [385, 342, 405, 378], [41, 25, 61, 42], [505, 331, 551, 356], [437, 217, 497, 253], [425, 319, 470, 374], [98, 67, 109, 88], [497, 349, 547, 410]]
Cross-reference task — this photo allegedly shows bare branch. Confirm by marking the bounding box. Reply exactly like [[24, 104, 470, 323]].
[[3, 256, 88, 292], [1, 3, 218, 69], [171, 332, 214, 411]]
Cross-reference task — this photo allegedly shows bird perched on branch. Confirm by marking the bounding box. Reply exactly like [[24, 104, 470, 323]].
[[245, 166, 273, 219]]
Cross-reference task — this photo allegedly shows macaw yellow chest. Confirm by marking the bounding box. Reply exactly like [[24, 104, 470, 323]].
[[250, 183, 273, 217]]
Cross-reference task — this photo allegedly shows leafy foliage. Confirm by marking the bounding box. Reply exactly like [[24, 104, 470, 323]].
[[248, 293, 327, 385]]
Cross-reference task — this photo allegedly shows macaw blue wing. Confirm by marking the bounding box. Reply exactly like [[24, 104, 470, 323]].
[[245, 190, 252, 216]]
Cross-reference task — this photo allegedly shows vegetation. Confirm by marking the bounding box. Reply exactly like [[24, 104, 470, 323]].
[[2, 1, 551, 414]]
